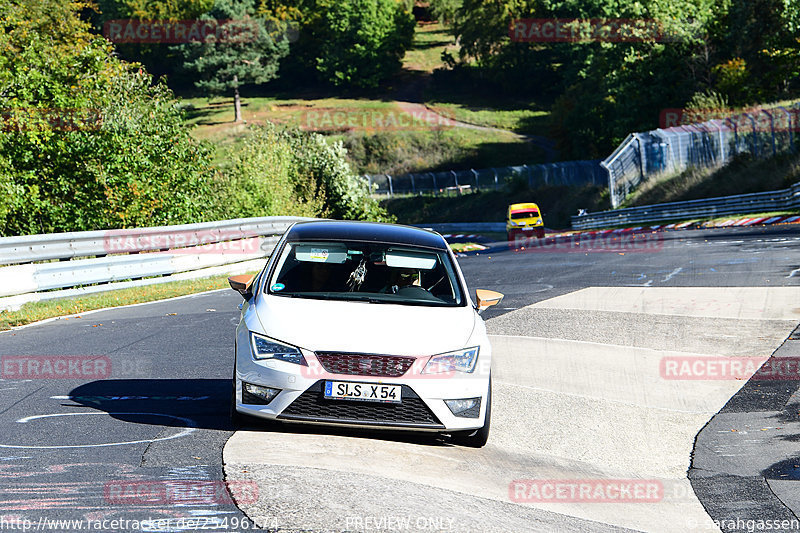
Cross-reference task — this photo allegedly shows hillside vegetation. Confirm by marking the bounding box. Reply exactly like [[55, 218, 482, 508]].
[[0, 0, 390, 236], [626, 151, 800, 208], [3, 0, 800, 236]]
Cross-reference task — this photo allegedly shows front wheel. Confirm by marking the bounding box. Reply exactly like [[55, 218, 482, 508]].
[[450, 377, 491, 448]]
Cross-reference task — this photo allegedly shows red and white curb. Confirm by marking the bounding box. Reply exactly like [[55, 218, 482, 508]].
[[555, 214, 800, 239], [451, 215, 800, 255]]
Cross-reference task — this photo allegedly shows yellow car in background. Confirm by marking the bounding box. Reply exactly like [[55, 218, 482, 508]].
[[507, 202, 545, 240]]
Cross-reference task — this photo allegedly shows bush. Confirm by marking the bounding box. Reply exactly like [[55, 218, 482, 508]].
[[212, 124, 394, 222]]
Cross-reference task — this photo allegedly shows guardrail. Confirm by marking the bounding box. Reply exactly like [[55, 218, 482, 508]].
[[411, 223, 506, 234], [571, 182, 800, 230], [0, 216, 311, 311]]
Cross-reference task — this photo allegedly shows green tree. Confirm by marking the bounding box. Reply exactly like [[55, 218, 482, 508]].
[[429, 0, 462, 24], [91, 0, 216, 89], [303, 0, 414, 88], [179, 0, 290, 122], [0, 0, 213, 235]]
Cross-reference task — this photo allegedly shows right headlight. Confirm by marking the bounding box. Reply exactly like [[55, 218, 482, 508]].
[[423, 346, 480, 374], [250, 333, 307, 366]]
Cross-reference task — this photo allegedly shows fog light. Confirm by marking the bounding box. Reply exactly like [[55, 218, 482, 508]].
[[444, 397, 481, 418], [242, 383, 280, 405]]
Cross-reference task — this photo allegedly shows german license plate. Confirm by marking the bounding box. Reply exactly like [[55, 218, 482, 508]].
[[324, 381, 401, 403]]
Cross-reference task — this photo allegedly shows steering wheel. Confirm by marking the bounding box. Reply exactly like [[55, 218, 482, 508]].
[[396, 285, 435, 298]]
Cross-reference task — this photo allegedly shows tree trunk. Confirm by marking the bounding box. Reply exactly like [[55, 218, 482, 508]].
[[233, 75, 242, 123]]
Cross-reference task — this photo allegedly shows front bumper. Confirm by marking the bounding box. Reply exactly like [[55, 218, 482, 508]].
[[234, 331, 491, 432]]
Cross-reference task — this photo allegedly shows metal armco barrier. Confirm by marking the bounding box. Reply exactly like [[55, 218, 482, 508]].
[[0, 216, 311, 311], [412, 223, 506, 234], [571, 182, 800, 230], [0, 217, 304, 266]]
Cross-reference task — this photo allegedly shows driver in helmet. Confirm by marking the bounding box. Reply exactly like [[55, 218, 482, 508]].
[[383, 267, 421, 294]]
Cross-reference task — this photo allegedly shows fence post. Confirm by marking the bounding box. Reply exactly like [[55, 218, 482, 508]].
[[763, 110, 776, 156], [430, 172, 437, 192], [387, 174, 393, 197], [780, 106, 794, 152], [635, 134, 645, 183], [410, 173, 415, 194], [451, 170, 458, 187], [471, 168, 478, 189], [527, 165, 533, 188], [724, 117, 738, 156], [743, 113, 758, 157], [795, 103, 800, 152], [493, 168, 498, 189]]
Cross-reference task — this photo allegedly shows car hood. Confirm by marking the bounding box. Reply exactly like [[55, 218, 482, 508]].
[[254, 295, 477, 355]]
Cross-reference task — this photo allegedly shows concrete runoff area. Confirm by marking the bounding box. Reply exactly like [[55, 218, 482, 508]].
[[690, 326, 800, 527], [223, 287, 800, 532]]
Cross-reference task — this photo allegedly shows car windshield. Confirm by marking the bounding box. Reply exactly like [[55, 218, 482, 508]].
[[266, 241, 464, 307], [510, 210, 538, 219]]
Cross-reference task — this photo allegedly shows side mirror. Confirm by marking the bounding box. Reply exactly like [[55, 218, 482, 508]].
[[475, 289, 504, 313], [228, 274, 255, 300]]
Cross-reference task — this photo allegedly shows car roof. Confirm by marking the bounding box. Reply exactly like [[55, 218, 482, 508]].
[[509, 202, 539, 211], [286, 220, 449, 251]]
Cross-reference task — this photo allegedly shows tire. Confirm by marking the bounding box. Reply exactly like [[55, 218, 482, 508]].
[[450, 376, 492, 448]]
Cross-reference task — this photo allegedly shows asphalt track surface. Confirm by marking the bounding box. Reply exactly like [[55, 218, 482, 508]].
[[0, 224, 798, 532]]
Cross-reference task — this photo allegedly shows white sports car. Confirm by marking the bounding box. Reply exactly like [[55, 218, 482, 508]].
[[228, 220, 503, 447]]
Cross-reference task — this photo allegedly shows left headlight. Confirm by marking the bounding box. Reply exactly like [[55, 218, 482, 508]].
[[250, 333, 307, 366], [423, 346, 480, 374]]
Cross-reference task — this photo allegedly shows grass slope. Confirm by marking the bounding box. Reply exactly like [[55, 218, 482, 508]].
[[626, 151, 800, 208]]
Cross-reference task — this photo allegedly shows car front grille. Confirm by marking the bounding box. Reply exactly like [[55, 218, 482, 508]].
[[279, 381, 444, 429], [315, 352, 417, 377]]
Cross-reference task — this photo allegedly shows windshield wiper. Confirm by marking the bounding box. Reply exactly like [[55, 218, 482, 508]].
[[330, 294, 390, 304]]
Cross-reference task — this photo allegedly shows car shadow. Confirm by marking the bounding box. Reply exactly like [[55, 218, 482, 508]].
[[65, 379, 233, 430], [66, 379, 453, 447]]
